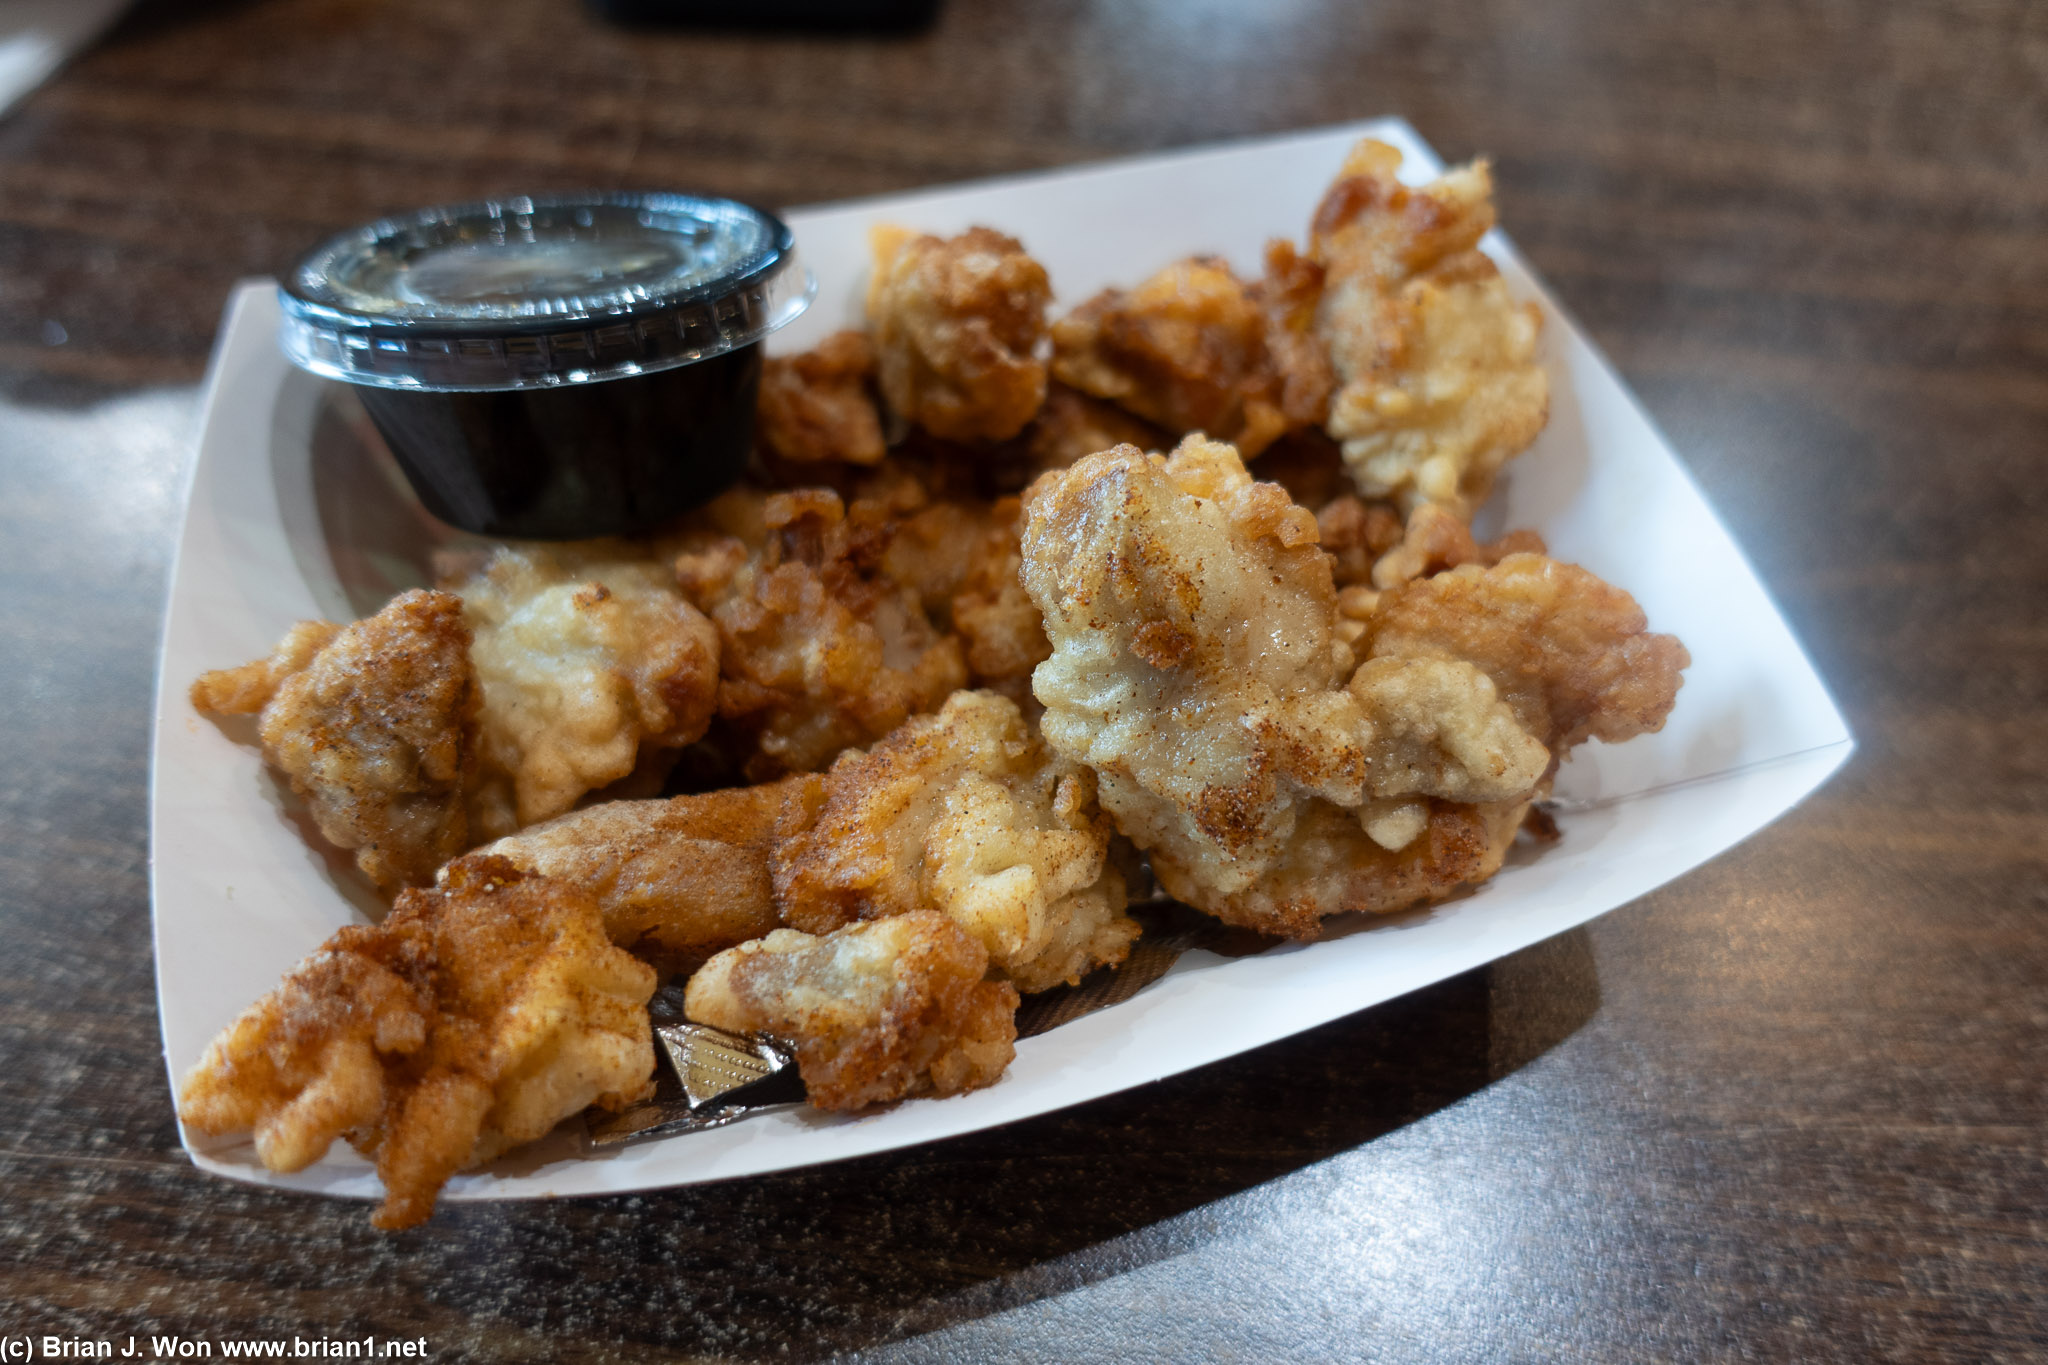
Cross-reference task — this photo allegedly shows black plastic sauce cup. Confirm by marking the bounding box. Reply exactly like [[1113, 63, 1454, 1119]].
[[278, 193, 813, 539]]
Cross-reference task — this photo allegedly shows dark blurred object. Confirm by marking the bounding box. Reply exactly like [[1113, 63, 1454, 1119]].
[[587, 0, 940, 31]]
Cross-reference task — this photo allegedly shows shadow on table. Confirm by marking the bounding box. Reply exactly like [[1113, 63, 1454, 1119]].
[[414, 927, 1601, 1361]]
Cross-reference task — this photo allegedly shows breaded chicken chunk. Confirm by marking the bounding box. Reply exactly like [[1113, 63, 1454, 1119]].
[[1320, 499, 1546, 641], [1311, 139, 1549, 516], [1251, 239, 1339, 429], [867, 225, 1052, 442], [673, 485, 966, 780], [1365, 502, 1548, 592], [1051, 256, 1289, 457], [444, 546, 721, 841], [1189, 555, 1690, 933], [1362, 552, 1691, 752], [776, 690, 1137, 993], [1198, 796, 1535, 937], [883, 493, 1048, 701], [756, 330, 887, 466], [478, 774, 825, 977], [1022, 382, 1172, 473], [178, 857, 656, 1229], [1023, 438, 1380, 897], [685, 911, 1018, 1111], [189, 590, 478, 894], [1022, 436, 1611, 937]]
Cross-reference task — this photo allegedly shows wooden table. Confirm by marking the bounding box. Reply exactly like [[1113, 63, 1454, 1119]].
[[1, 1, 2042, 1359]]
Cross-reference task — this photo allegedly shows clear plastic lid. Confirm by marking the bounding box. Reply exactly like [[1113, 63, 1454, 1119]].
[[278, 193, 814, 391]]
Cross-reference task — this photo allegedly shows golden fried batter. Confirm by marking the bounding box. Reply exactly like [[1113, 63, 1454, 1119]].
[[775, 690, 1136, 993], [1198, 553, 1690, 932], [1022, 382, 1172, 473], [1311, 139, 1549, 515], [190, 590, 478, 894], [178, 857, 656, 1229], [479, 774, 825, 977], [685, 911, 1018, 1111], [1023, 437, 1369, 898], [756, 330, 887, 466], [189, 620, 341, 715], [1022, 437, 1571, 937], [1051, 256, 1288, 457], [1251, 239, 1338, 428], [1317, 492, 1407, 589], [867, 225, 1051, 442], [1321, 499, 1544, 639], [884, 493, 1047, 700], [1165, 797, 1531, 939], [673, 486, 966, 780], [1366, 502, 1547, 591], [1363, 552, 1690, 752], [445, 546, 721, 840]]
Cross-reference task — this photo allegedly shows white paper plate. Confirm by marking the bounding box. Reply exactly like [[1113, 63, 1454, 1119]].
[[151, 119, 1853, 1205]]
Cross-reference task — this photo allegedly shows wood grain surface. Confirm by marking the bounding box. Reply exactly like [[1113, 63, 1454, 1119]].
[[0, 1, 2043, 1360]]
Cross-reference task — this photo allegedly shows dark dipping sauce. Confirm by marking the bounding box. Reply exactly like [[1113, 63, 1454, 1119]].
[[355, 346, 760, 539], [278, 193, 812, 539]]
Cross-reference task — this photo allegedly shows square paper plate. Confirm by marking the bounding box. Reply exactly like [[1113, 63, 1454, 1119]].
[[152, 119, 1853, 1205]]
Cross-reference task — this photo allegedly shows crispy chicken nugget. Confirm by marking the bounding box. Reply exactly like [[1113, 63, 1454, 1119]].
[[1165, 797, 1533, 939], [1251, 239, 1339, 429], [178, 857, 656, 1229], [1022, 436, 1565, 936], [479, 774, 826, 977], [776, 690, 1137, 993], [1363, 552, 1691, 752], [189, 590, 478, 894], [686, 911, 1018, 1111], [1022, 436, 1371, 898], [756, 329, 888, 466], [444, 546, 721, 841], [1022, 382, 1172, 473], [867, 224, 1052, 443], [1311, 139, 1549, 516], [1051, 256, 1289, 457], [673, 485, 966, 780], [1321, 499, 1546, 641], [1176, 554, 1690, 934], [884, 493, 1048, 701]]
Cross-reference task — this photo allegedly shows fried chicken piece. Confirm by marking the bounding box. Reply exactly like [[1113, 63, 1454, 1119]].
[[1311, 139, 1549, 516], [478, 774, 825, 977], [756, 330, 887, 466], [674, 485, 967, 780], [1051, 256, 1289, 457], [686, 911, 1018, 1111], [867, 225, 1052, 442], [1023, 382, 1171, 472], [1317, 491, 1407, 588], [1365, 502, 1547, 591], [444, 546, 721, 841], [775, 690, 1136, 993], [189, 620, 342, 715], [1171, 797, 1531, 938], [1022, 436, 1556, 936], [1321, 499, 1543, 639], [1254, 427, 1353, 508], [189, 590, 478, 893], [178, 857, 656, 1229], [1362, 552, 1690, 752], [1023, 436, 1368, 901], [1191, 554, 1689, 933], [1251, 238, 1338, 428], [884, 494, 1047, 699]]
